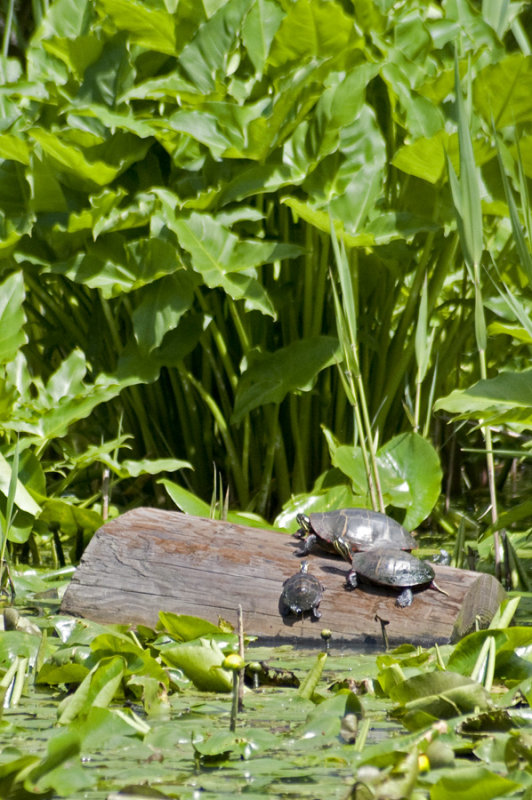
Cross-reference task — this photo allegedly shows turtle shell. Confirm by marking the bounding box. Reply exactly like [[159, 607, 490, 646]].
[[281, 561, 323, 619], [350, 548, 435, 589], [296, 508, 416, 555]]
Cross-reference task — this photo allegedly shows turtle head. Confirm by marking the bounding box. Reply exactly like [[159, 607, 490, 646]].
[[333, 534, 352, 563], [299, 560, 309, 574], [296, 513, 311, 533]]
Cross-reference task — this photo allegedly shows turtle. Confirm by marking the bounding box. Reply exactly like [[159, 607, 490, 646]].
[[280, 560, 324, 620], [295, 508, 416, 559], [335, 545, 447, 608]]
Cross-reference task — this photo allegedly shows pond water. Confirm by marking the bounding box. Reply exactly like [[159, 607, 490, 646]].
[[1, 641, 402, 800]]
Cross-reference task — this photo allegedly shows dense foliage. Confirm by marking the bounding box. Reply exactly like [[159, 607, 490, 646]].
[[1, 3, 532, 798], [1, 1, 532, 561], [2, 595, 532, 799]]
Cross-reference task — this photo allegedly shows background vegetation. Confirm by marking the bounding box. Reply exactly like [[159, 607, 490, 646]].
[[0, 0, 532, 577], [2, 3, 532, 799]]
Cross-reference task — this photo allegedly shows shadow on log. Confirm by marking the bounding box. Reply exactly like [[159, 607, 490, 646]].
[[61, 508, 506, 648]]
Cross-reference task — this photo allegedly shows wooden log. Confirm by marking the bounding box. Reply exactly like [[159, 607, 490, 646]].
[[60, 508, 506, 648]]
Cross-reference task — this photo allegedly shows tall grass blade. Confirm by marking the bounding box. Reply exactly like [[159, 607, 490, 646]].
[[453, 55, 483, 274], [494, 135, 532, 285], [0, 439, 19, 595]]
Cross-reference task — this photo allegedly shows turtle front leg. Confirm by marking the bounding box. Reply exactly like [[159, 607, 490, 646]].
[[296, 533, 318, 556], [311, 605, 322, 620], [345, 569, 358, 591], [395, 588, 413, 607]]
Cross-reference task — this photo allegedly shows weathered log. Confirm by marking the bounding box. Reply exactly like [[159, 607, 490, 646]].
[[61, 508, 506, 647]]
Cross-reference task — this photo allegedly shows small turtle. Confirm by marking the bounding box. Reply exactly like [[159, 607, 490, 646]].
[[335, 546, 447, 608], [280, 561, 324, 620], [295, 508, 416, 558]]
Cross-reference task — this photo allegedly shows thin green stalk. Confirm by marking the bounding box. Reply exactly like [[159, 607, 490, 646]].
[[376, 233, 459, 432], [2, 0, 15, 57], [329, 222, 382, 510], [197, 291, 238, 392], [289, 395, 307, 493], [184, 371, 248, 508], [254, 404, 281, 516]]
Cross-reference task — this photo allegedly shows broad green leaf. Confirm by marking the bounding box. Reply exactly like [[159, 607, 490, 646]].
[[69, 706, 146, 751], [242, 0, 284, 74], [157, 612, 223, 641], [37, 662, 90, 686], [90, 633, 168, 683], [232, 336, 341, 423], [39, 499, 102, 536], [434, 368, 532, 428], [132, 270, 194, 351], [389, 671, 490, 728], [96, 0, 177, 54], [304, 105, 386, 233], [27, 730, 81, 785], [30, 129, 123, 189], [275, 484, 363, 530], [0, 271, 26, 364], [0, 452, 41, 516], [267, 0, 361, 77], [0, 631, 42, 666], [475, 52, 532, 129], [299, 690, 363, 738], [50, 236, 185, 298], [160, 638, 233, 692], [178, 0, 253, 94], [447, 627, 532, 675], [482, 0, 511, 38], [105, 457, 191, 479], [58, 656, 126, 723], [431, 766, 519, 800], [325, 432, 442, 529], [165, 99, 271, 159]]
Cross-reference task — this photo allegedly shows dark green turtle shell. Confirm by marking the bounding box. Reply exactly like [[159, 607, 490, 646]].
[[350, 548, 435, 589], [296, 508, 416, 556], [281, 561, 323, 619]]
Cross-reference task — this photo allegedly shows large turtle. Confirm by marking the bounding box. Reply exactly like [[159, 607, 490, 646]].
[[335, 545, 446, 608], [295, 508, 416, 559], [280, 561, 324, 620]]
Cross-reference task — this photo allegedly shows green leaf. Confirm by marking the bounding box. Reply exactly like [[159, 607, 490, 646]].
[[0, 452, 41, 516], [325, 432, 442, 529], [242, 0, 284, 75], [57, 656, 126, 723], [0, 271, 27, 364], [95, 0, 177, 54], [232, 336, 341, 423], [430, 766, 520, 800], [27, 730, 83, 787], [178, 0, 252, 94], [132, 274, 196, 353], [159, 638, 233, 692], [475, 52, 532, 129], [297, 652, 327, 700], [434, 368, 532, 428], [389, 671, 490, 728], [39, 499, 102, 536], [157, 612, 223, 641], [267, 0, 361, 77]]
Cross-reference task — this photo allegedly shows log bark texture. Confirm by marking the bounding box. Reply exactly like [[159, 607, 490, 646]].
[[61, 508, 506, 647]]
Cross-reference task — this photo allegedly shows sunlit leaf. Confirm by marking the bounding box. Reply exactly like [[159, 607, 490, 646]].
[[159, 638, 233, 692], [233, 336, 341, 422], [0, 271, 27, 364]]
